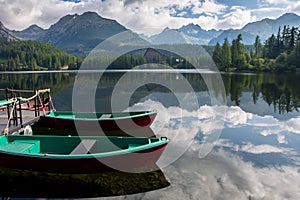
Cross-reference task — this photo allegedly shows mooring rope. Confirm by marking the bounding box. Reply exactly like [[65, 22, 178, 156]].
[[48, 93, 56, 111], [37, 94, 46, 115], [17, 88, 50, 103], [37, 88, 50, 94], [18, 93, 38, 102]]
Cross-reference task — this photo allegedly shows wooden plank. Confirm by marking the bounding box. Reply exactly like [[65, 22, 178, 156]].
[[70, 139, 96, 154], [0, 140, 40, 153], [99, 114, 111, 119]]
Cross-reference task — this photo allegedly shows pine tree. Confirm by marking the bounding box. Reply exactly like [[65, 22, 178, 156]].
[[288, 26, 298, 53], [287, 40, 300, 68], [231, 34, 246, 68], [32, 57, 37, 70], [263, 34, 276, 58], [15, 54, 20, 68], [254, 35, 262, 58], [212, 42, 222, 69], [221, 38, 231, 69]]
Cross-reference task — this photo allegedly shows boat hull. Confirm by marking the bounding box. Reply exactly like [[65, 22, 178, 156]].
[[32, 111, 157, 133], [0, 143, 166, 173]]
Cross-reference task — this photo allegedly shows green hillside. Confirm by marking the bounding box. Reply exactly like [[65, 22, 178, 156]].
[[0, 38, 82, 71]]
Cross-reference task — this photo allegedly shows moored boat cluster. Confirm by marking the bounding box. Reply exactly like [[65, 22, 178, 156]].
[[0, 88, 169, 173]]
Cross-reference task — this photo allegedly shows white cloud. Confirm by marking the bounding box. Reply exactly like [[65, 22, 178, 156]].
[[282, 117, 300, 134], [216, 139, 290, 154], [277, 134, 288, 144], [120, 100, 300, 199], [0, 0, 257, 35], [161, 150, 300, 200], [255, 0, 300, 20], [260, 128, 281, 136], [135, 98, 300, 134], [97, 0, 254, 34], [132, 99, 300, 145], [286, 2, 300, 15], [191, 0, 227, 16], [257, 117, 300, 141], [217, 6, 256, 30], [239, 143, 289, 154], [0, 0, 96, 30], [260, 0, 293, 6], [107, 149, 300, 200], [129, 99, 300, 164]]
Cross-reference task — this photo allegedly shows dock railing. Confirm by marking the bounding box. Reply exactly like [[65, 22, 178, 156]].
[[0, 88, 53, 131]]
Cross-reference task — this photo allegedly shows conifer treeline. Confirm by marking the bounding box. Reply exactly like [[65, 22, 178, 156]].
[[0, 38, 82, 70], [212, 25, 300, 71]]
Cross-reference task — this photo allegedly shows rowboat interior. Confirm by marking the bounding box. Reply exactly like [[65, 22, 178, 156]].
[[0, 135, 166, 156]]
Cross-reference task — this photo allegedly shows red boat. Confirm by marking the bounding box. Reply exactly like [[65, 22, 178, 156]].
[[0, 134, 168, 173], [32, 110, 157, 133]]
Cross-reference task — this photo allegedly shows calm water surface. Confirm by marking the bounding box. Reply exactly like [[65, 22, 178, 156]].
[[1, 71, 300, 199]]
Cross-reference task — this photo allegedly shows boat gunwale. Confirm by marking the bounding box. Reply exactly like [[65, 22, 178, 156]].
[[0, 135, 168, 159], [46, 110, 157, 121]]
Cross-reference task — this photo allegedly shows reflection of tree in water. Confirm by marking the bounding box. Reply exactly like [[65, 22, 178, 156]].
[[222, 73, 300, 114], [0, 73, 75, 99], [261, 76, 300, 114], [1, 72, 299, 114]]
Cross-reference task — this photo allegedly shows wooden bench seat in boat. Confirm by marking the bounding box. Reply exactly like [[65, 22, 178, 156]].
[[98, 114, 112, 119], [0, 140, 40, 153], [70, 139, 97, 154]]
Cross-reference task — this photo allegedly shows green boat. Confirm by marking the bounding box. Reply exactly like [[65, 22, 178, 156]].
[[0, 134, 169, 173]]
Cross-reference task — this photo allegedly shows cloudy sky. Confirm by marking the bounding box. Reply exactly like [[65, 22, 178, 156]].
[[0, 0, 299, 35]]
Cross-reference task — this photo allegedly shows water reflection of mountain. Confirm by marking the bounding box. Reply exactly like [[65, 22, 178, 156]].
[[0, 72, 299, 116]]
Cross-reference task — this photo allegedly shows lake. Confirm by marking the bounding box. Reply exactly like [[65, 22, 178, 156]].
[[0, 70, 300, 199]]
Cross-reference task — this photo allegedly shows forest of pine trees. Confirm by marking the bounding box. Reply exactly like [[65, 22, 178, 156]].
[[0, 38, 82, 71], [212, 25, 300, 72], [2, 25, 300, 72]]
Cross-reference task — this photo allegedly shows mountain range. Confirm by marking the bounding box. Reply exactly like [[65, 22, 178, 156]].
[[2, 12, 300, 56], [141, 24, 222, 45], [12, 12, 128, 55], [209, 13, 300, 45], [143, 13, 300, 46]]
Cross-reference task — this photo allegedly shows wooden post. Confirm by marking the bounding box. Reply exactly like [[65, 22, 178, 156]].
[[5, 88, 10, 127], [18, 93, 23, 128], [34, 89, 38, 117], [13, 94, 18, 126]]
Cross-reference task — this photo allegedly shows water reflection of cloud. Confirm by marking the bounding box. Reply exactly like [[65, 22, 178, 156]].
[[133, 99, 300, 138], [216, 139, 291, 154], [106, 100, 300, 199], [130, 100, 300, 157], [283, 118, 300, 134], [107, 149, 300, 200]]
